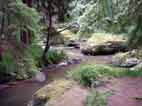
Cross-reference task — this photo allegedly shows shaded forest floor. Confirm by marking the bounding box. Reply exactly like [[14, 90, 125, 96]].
[[0, 47, 142, 106]]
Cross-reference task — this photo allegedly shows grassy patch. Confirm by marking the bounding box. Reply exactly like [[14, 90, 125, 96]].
[[33, 79, 74, 105], [68, 65, 100, 86], [86, 89, 111, 106], [87, 33, 126, 46], [69, 64, 142, 86]]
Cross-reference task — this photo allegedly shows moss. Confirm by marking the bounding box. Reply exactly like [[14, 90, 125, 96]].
[[87, 33, 126, 46], [33, 79, 74, 104]]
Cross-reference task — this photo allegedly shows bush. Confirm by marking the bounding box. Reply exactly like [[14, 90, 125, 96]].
[[69, 64, 142, 87], [0, 52, 16, 73], [69, 66, 100, 86], [86, 90, 111, 106], [45, 50, 67, 65], [27, 44, 43, 67], [69, 64, 128, 86], [0, 44, 41, 83], [15, 54, 38, 80], [0, 52, 17, 83]]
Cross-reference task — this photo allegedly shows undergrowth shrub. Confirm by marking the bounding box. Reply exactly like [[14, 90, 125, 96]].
[[16, 53, 38, 80], [68, 66, 100, 86], [0, 52, 17, 83], [69, 64, 142, 87], [86, 90, 111, 106], [68, 64, 142, 86], [14, 44, 42, 80], [45, 50, 67, 65], [0, 44, 42, 83], [27, 44, 43, 67], [0, 52, 16, 73]]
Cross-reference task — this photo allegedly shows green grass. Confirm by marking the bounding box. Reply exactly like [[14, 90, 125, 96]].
[[68, 64, 142, 86], [68, 65, 100, 86], [86, 89, 112, 106]]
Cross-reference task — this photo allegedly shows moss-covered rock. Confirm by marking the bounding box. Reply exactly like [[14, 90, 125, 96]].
[[29, 79, 74, 106], [112, 50, 142, 68], [82, 41, 128, 56]]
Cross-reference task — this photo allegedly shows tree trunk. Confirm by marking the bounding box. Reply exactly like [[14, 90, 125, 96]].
[[0, 8, 5, 39], [42, 2, 53, 64], [21, 0, 33, 45], [0, 46, 3, 61]]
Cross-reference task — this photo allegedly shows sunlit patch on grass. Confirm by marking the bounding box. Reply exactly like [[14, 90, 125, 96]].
[[59, 29, 77, 40], [33, 79, 74, 103], [87, 33, 126, 46]]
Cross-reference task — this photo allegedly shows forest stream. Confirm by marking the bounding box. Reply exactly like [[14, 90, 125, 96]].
[[0, 46, 113, 106], [0, 0, 142, 106], [1, 47, 142, 106]]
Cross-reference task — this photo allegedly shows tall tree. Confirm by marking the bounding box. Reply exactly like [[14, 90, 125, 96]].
[[0, 0, 40, 41], [128, 0, 142, 47], [33, 0, 71, 64]]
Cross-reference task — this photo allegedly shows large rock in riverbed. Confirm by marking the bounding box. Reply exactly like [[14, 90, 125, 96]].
[[131, 62, 142, 71], [112, 51, 141, 68], [81, 41, 128, 56], [116, 58, 141, 68]]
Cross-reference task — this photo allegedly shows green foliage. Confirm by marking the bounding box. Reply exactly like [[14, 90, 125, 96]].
[[0, 0, 40, 40], [69, 0, 131, 36], [128, 18, 142, 48], [86, 90, 111, 106], [0, 53, 17, 83], [0, 52, 17, 82], [0, 52, 38, 81], [14, 0, 40, 33], [45, 50, 67, 65], [69, 0, 142, 47], [27, 44, 43, 66], [0, 44, 41, 82], [16, 53, 38, 79], [69, 64, 142, 86], [0, 0, 41, 82], [15, 44, 43, 79], [122, 70, 142, 77], [127, 0, 142, 47], [69, 65, 120, 86], [69, 65, 100, 86]]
